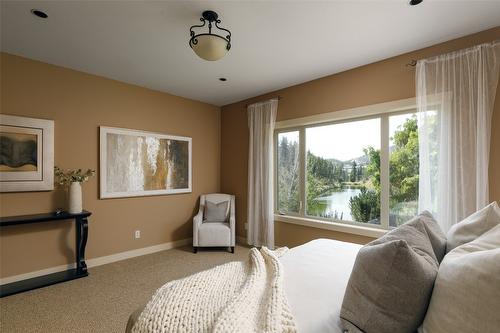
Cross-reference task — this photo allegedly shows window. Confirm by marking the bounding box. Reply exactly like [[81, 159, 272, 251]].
[[276, 131, 301, 215], [306, 118, 381, 224], [275, 108, 419, 230]]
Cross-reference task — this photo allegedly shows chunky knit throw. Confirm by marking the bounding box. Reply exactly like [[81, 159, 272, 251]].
[[132, 247, 297, 333]]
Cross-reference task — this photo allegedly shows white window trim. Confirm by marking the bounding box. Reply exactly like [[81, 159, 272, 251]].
[[275, 214, 387, 238], [274, 97, 419, 238]]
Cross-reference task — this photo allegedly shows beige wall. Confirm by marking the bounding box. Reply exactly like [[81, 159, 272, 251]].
[[221, 27, 500, 247], [0, 53, 220, 278]]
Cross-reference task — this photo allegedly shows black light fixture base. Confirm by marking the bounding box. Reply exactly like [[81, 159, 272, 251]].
[[202, 10, 218, 22], [31, 9, 48, 18], [409, 0, 423, 5]]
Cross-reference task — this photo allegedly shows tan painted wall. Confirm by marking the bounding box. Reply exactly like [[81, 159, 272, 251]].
[[221, 27, 500, 247], [0, 53, 220, 278]]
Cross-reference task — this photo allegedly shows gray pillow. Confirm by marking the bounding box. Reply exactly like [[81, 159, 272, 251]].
[[204, 200, 228, 222], [340, 212, 446, 333]]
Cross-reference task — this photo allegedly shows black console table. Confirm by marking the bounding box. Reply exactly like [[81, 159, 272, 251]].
[[0, 210, 91, 298]]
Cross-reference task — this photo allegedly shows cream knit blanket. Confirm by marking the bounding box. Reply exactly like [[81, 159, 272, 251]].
[[131, 247, 297, 333]]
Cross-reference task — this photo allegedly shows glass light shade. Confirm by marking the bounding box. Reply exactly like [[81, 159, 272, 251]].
[[190, 34, 229, 61]]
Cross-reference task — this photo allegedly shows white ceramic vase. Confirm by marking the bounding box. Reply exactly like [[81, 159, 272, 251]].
[[68, 182, 83, 214]]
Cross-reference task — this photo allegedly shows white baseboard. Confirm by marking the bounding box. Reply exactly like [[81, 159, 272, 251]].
[[87, 238, 191, 267], [0, 263, 78, 286], [0, 238, 192, 285]]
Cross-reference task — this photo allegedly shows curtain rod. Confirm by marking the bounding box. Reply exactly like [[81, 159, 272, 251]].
[[245, 96, 282, 108], [406, 40, 500, 68], [406, 59, 417, 67]]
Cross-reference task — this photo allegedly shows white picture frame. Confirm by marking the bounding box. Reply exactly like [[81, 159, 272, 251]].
[[0, 114, 54, 192], [99, 126, 192, 199]]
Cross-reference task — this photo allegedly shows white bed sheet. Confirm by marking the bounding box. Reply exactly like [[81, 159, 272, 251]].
[[281, 238, 362, 333]]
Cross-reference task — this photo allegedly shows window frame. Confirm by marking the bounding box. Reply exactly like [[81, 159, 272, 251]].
[[274, 97, 418, 232]]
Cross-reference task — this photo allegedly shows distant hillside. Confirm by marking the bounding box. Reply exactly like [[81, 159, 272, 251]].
[[343, 145, 395, 166], [327, 157, 344, 165], [344, 154, 370, 166]]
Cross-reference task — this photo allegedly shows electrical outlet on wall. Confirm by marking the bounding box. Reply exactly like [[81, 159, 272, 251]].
[[134, 230, 141, 239]]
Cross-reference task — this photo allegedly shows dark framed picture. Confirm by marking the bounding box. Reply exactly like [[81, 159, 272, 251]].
[[0, 115, 54, 192]]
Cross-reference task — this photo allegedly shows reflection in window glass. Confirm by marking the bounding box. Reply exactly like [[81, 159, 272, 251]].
[[389, 113, 419, 227], [306, 118, 381, 225], [277, 131, 300, 214]]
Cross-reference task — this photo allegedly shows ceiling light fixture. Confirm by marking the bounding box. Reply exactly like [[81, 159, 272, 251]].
[[31, 9, 48, 18], [219, 78, 227, 82], [189, 10, 231, 61]]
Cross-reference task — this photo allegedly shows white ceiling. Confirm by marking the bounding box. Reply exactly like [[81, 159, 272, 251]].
[[1, 1, 500, 106]]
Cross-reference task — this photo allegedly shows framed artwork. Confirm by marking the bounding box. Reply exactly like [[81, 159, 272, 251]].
[[99, 126, 192, 199], [0, 114, 54, 192]]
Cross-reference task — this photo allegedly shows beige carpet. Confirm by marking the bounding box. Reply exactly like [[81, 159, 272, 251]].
[[0, 245, 249, 333]]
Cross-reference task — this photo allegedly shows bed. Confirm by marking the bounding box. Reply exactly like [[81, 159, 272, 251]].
[[126, 238, 361, 333], [129, 206, 500, 333]]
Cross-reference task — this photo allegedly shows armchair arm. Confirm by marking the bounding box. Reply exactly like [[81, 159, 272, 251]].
[[193, 203, 204, 246], [229, 195, 236, 246]]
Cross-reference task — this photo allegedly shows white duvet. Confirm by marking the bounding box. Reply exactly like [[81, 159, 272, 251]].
[[281, 238, 361, 333]]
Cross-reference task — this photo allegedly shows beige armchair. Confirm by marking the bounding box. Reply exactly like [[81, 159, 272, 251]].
[[193, 193, 235, 253]]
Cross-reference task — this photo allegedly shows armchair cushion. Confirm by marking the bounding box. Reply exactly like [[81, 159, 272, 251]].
[[198, 222, 231, 246], [204, 200, 229, 222]]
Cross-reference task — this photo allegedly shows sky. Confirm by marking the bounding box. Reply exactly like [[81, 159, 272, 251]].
[[307, 118, 380, 161], [279, 113, 415, 161]]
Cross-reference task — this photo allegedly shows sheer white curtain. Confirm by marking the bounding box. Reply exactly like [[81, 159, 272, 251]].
[[247, 99, 278, 248], [417, 41, 500, 232]]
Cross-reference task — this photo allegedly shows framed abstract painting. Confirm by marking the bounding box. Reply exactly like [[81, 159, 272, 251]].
[[0, 114, 54, 192], [99, 126, 192, 199]]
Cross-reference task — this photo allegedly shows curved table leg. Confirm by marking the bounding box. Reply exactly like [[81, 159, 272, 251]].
[[76, 217, 88, 274]]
